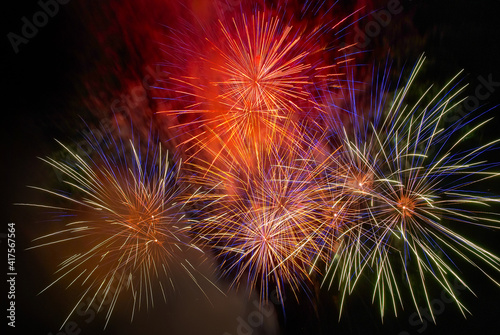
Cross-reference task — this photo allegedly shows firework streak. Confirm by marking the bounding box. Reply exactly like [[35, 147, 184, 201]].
[[22, 128, 215, 326], [318, 55, 500, 319], [25, 1, 500, 328]]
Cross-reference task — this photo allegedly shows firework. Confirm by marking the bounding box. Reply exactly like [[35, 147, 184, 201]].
[[20, 0, 500, 329], [320, 55, 500, 319], [22, 127, 210, 326], [157, 5, 355, 168], [185, 138, 335, 305]]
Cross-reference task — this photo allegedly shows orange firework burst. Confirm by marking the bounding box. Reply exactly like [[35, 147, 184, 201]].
[[22, 129, 210, 326], [185, 140, 332, 304], [158, 7, 351, 167], [206, 12, 313, 116]]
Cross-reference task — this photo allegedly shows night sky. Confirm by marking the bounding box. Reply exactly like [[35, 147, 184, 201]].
[[3, 0, 500, 334]]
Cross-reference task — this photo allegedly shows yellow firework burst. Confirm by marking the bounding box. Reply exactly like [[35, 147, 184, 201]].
[[321, 55, 500, 320], [22, 130, 210, 326], [185, 141, 332, 304]]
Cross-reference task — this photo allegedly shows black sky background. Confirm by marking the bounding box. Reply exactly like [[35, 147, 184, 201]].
[[3, 0, 500, 334]]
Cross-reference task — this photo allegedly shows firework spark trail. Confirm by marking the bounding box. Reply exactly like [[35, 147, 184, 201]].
[[158, 12, 315, 157], [156, 4, 357, 170], [21, 0, 500, 327], [319, 55, 500, 320], [20, 127, 216, 326], [184, 137, 340, 305]]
